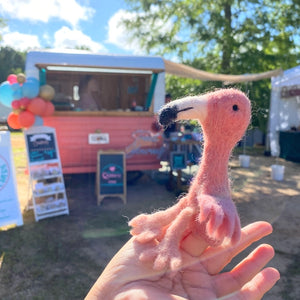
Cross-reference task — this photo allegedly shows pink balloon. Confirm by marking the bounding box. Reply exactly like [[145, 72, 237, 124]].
[[11, 100, 21, 110], [27, 97, 46, 116], [19, 97, 30, 109], [7, 74, 18, 84], [18, 110, 35, 128], [43, 101, 55, 116]]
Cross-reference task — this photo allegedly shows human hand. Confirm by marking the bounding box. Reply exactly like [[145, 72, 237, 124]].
[[85, 221, 280, 300]]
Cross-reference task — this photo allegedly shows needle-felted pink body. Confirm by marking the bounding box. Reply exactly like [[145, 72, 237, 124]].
[[129, 89, 251, 271]]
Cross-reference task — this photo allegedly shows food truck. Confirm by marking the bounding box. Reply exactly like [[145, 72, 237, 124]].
[[25, 50, 165, 174]]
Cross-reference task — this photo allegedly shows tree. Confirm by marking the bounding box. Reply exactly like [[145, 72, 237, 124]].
[[0, 18, 26, 82], [0, 47, 26, 83], [75, 45, 92, 51], [123, 0, 300, 132], [0, 17, 5, 42]]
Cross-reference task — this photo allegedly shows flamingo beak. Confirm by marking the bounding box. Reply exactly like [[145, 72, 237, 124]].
[[159, 95, 208, 127]]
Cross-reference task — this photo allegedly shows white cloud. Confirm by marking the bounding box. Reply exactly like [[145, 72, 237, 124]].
[[107, 9, 145, 54], [106, 9, 174, 54], [54, 26, 108, 53], [42, 32, 51, 46], [0, 0, 94, 28], [1, 30, 41, 51], [0, 25, 107, 53]]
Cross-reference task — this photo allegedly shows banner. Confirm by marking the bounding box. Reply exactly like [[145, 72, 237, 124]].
[[0, 131, 23, 228]]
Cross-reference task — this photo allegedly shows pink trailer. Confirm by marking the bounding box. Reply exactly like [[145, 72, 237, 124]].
[[25, 50, 166, 174]]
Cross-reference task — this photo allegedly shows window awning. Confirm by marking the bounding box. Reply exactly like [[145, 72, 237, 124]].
[[38, 65, 153, 75]]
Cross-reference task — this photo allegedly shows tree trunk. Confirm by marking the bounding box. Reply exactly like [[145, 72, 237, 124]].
[[221, 2, 233, 73]]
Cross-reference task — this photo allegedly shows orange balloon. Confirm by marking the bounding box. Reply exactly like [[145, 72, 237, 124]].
[[43, 101, 55, 116], [7, 112, 21, 129], [27, 97, 46, 116], [18, 110, 35, 128]]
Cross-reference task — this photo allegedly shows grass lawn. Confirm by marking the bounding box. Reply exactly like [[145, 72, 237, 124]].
[[0, 132, 175, 299], [1, 131, 300, 299]]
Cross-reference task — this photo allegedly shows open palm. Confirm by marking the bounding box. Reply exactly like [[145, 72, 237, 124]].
[[86, 221, 279, 300]]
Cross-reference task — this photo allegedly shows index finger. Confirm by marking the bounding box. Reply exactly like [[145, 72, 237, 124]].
[[201, 221, 273, 274]]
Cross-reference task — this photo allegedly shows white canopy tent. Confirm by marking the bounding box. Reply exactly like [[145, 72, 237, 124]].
[[269, 65, 300, 156]]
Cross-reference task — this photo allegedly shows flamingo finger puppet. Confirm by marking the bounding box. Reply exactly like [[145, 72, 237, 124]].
[[129, 88, 251, 271]]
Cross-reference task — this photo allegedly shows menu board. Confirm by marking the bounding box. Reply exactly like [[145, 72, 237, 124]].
[[96, 151, 126, 205], [24, 126, 69, 221], [26, 132, 57, 163]]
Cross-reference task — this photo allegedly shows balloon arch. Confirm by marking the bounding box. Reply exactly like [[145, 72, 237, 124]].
[[0, 73, 55, 129]]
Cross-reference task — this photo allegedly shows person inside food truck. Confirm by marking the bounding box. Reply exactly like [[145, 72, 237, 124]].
[[78, 75, 101, 111]]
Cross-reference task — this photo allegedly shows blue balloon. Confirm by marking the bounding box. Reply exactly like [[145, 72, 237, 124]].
[[27, 77, 40, 85], [0, 81, 14, 107], [11, 83, 21, 91], [33, 115, 44, 127], [13, 88, 23, 100], [22, 79, 40, 98]]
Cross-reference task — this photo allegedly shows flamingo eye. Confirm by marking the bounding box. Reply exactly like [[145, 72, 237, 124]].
[[232, 104, 239, 111]]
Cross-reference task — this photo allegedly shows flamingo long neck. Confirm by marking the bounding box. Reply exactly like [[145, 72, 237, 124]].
[[189, 139, 233, 200]]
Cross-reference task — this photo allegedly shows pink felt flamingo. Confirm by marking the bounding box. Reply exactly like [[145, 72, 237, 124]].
[[129, 88, 251, 271]]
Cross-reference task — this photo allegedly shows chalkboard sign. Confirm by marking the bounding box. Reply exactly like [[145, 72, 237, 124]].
[[171, 151, 187, 170], [26, 132, 57, 163], [97, 151, 126, 205]]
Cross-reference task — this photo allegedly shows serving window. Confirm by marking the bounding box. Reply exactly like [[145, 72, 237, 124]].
[[44, 70, 153, 112]]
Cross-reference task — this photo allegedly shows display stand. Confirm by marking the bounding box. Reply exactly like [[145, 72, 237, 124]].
[[96, 150, 126, 205], [24, 126, 69, 221]]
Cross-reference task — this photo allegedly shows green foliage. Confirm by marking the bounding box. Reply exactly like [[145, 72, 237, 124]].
[[75, 45, 92, 51], [123, 0, 300, 133], [0, 18, 6, 42], [0, 47, 26, 83], [165, 75, 222, 100]]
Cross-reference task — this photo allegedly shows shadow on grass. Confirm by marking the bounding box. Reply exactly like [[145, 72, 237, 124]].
[[0, 171, 175, 300]]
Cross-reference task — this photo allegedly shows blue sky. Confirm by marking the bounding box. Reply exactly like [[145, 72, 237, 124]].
[[0, 0, 142, 54]]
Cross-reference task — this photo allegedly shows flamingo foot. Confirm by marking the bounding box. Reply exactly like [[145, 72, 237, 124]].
[[129, 199, 186, 244], [129, 214, 165, 243], [195, 194, 241, 246], [138, 207, 194, 271]]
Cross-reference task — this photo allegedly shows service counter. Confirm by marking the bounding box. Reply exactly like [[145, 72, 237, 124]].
[[53, 110, 153, 117], [44, 111, 163, 174]]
